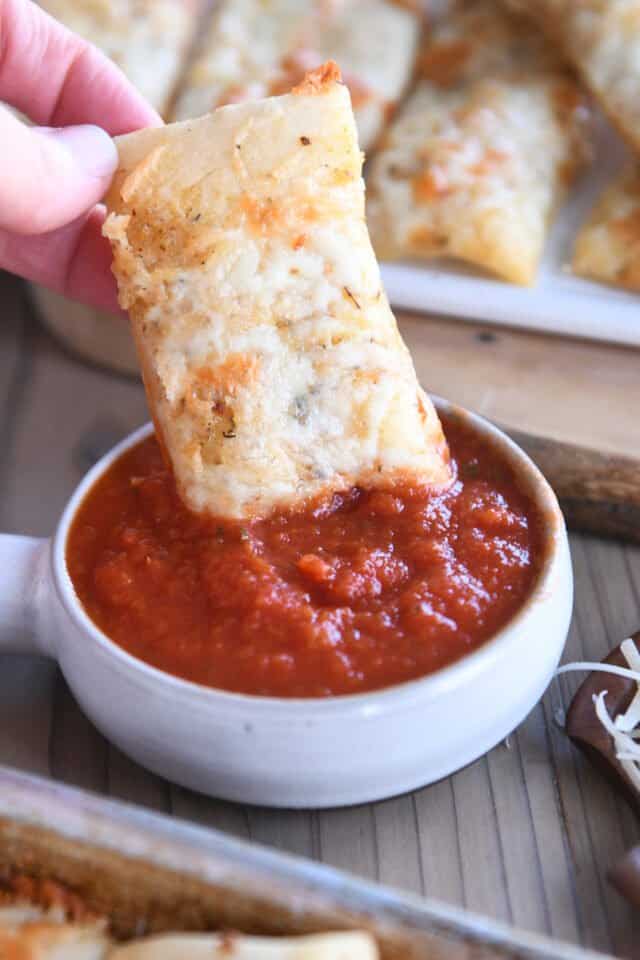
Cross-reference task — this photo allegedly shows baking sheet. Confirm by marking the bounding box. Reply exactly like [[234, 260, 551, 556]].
[[379, 116, 638, 348], [0, 765, 608, 959]]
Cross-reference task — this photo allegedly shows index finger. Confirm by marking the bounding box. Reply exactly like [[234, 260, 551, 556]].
[[0, 0, 161, 133]]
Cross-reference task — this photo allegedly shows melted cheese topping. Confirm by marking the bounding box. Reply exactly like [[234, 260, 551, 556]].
[[172, 0, 311, 121], [110, 931, 378, 960], [171, 0, 420, 150], [0, 907, 377, 960], [0, 905, 108, 959], [507, 0, 640, 150], [38, 0, 195, 115], [573, 166, 640, 290], [103, 67, 450, 519], [366, 0, 590, 284]]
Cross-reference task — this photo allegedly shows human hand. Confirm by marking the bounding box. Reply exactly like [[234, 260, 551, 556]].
[[0, 0, 162, 313]]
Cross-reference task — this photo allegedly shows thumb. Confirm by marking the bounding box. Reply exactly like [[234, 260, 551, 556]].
[[0, 106, 117, 235]]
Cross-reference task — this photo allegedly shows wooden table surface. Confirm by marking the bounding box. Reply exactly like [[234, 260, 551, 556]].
[[1, 270, 640, 958]]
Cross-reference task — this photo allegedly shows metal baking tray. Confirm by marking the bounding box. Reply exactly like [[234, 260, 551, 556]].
[[0, 765, 607, 959]]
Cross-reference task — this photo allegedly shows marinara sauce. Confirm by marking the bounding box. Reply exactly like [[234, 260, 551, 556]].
[[67, 415, 544, 698]]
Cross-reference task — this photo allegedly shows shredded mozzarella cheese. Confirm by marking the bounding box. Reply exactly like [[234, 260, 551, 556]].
[[557, 639, 640, 791]]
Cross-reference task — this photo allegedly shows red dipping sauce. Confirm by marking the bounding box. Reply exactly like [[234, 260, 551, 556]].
[[67, 415, 544, 698]]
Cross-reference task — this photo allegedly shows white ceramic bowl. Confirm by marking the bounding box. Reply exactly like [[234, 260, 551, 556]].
[[0, 400, 573, 808]]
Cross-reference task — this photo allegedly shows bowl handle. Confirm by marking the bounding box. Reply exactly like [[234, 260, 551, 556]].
[[0, 535, 50, 655]]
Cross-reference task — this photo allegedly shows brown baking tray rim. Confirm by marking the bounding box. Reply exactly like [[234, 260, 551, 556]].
[[0, 765, 607, 960]]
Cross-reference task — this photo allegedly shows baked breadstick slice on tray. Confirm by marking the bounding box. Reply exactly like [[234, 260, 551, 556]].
[[103, 65, 450, 520], [0, 903, 377, 960], [111, 931, 378, 960], [0, 901, 378, 960], [171, 0, 421, 151], [505, 0, 640, 151], [0, 904, 109, 959], [171, 0, 313, 121], [573, 166, 640, 290], [38, 0, 199, 116], [366, 0, 590, 285]]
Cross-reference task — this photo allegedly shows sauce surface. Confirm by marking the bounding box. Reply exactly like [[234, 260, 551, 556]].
[[67, 416, 545, 698]]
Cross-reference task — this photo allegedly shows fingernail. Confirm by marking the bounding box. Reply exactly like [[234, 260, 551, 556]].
[[38, 124, 117, 179]]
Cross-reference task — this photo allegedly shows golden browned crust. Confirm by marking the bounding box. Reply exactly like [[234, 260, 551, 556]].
[[292, 61, 342, 95]]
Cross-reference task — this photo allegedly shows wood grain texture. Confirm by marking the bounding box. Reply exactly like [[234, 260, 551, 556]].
[[404, 312, 640, 543], [413, 778, 464, 905], [399, 312, 640, 457], [505, 430, 640, 544], [1, 273, 640, 955], [246, 806, 316, 860], [373, 795, 423, 894]]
